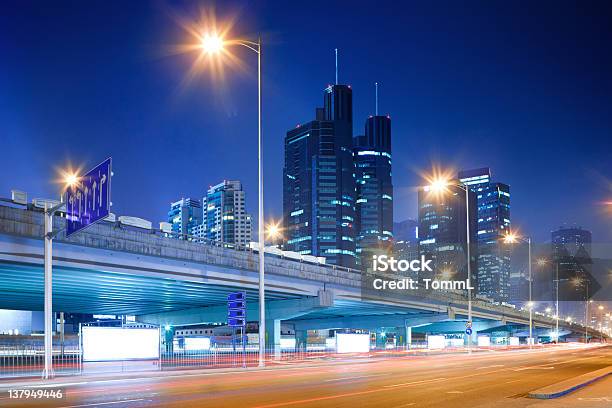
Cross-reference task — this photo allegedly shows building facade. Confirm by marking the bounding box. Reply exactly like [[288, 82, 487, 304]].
[[354, 115, 393, 269], [203, 180, 252, 248], [283, 85, 357, 268], [459, 168, 511, 302], [167, 198, 203, 237], [393, 219, 419, 266]]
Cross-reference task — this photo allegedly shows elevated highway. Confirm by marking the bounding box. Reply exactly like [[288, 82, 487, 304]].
[[0, 204, 592, 345]]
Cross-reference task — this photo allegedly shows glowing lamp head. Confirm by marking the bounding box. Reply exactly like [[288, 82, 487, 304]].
[[65, 173, 79, 188], [266, 221, 282, 240], [503, 233, 517, 244], [201, 34, 224, 54], [428, 178, 448, 193]]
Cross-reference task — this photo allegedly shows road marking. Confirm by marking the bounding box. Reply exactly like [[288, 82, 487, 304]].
[[393, 403, 416, 407], [446, 391, 464, 394], [384, 377, 446, 388], [476, 364, 504, 370], [324, 374, 383, 382], [58, 398, 146, 408], [505, 379, 521, 384], [514, 366, 554, 371]]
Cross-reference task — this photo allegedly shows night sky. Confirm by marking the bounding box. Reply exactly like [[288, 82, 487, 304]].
[[1, 0, 611, 243]]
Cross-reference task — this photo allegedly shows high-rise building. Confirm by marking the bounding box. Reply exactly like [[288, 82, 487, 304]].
[[394, 219, 419, 264], [354, 114, 393, 268], [459, 168, 511, 302], [168, 198, 203, 237], [203, 180, 252, 248], [552, 226, 592, 320], [418, 182, 477, 282], [283, 84, 357, 268]]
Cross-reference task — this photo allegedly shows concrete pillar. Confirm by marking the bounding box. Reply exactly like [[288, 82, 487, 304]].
[[266, 319, 281, 359], [407, 326, 412, 349], [295, 329, 308, 350]]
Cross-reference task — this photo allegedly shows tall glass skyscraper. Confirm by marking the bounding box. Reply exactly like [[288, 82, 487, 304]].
[[167, 198, 203, 237], [458, 168, 511, 302], [354, 115, 393, 269], [283, 85, 357, 268], [418, 183, 478, 282]]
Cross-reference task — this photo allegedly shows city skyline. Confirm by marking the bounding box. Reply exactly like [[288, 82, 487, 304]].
[[1, 1, 611, 243]]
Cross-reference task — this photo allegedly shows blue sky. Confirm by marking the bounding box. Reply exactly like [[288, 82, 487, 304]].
[[1, 0, 611, 242]]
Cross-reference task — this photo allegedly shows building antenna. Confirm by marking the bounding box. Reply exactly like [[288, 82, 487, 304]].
[[335, 48, 338, 85], [375, 82, 379, 116]]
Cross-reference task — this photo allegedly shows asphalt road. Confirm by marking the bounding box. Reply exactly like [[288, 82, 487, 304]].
[[1, 345, 610, 408]]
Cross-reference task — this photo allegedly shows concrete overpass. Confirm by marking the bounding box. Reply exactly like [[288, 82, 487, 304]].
[[0, 204, 592, 346]]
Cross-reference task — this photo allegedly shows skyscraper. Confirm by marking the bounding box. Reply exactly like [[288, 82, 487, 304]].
[[418, 183, 477, 282], [283, 85, 357, 268], [167, 198, 203, 237], [354, 114, 393, 268], [394, 219, 419, 264], [552, 226, 593, 320], [459, 168, 511, 302], [203, 180, 252, 248]]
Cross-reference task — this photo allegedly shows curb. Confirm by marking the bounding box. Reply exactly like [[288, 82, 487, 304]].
[[528, 366, 612, 399]]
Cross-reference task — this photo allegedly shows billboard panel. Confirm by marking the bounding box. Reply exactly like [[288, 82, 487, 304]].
[[82, 326, 159, 362]]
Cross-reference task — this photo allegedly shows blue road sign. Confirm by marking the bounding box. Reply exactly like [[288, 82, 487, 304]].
[[228, 309, 246, 318], [466, 328, 473, 335], [227, 292, 246, 302], [66, 158, 112, 237], [227, 291, 246, 327], [228, 301, 246, 310], [228, 318, 246, 327]]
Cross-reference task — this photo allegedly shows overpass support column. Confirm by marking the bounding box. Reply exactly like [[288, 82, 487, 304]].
[[406, 326, 412, 349], [266, 319, 281, 360], [295, 329, 308, 350]]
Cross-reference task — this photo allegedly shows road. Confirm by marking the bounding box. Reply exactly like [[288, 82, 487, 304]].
[[0, 345, 610, 408]]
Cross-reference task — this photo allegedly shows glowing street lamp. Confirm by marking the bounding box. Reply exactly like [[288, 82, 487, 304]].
[[201, 34, 224, 54], [41, 167, 80, 379], [194, 27, 266, 367], [502, 231, 534, 346], [424, 174, 474, 354]]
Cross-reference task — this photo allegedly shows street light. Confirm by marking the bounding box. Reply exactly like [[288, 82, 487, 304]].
[[195, 29, 266, 367], [41, 170, 79, 379], [425, 176, 473, 354], [503, 232, 534, 347], [598, 305, 605, 342], [537, 257, 560, 342], [572, 276, 591, 343]]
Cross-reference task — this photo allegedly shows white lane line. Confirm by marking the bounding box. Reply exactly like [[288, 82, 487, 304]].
[[505, 379, 521, 384], [514, 366, 555, 371], [58, 398, 146, 408], [384, 377, 446, 388], [476, 364, 504, 370], [324, 374, 383, 382], [393, 403, 416, 407], [446, 391, 464, 394]]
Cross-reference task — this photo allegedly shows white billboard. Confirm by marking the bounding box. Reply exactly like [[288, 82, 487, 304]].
[[82, 327, 160, 362], [184, 337, 211, 351], [336, 333, 370, 353], [427, 335, 445, 349], [477, 335, 491, 347]]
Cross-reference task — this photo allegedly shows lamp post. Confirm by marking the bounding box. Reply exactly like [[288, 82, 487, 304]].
[[426, 178, 473, 353], [503, 233, 533, 347], [598, 305, 605, 342], [42, 172, 79, 379], [199, 33, 266, 367]]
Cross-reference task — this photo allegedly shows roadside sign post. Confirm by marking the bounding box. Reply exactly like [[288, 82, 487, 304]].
[[42, 158, 112, 379], [465, 321, 473, 346], [228, 291, 247, 367]]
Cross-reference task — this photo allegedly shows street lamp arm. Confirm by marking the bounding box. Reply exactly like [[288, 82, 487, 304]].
[[233, 40, 260, 54]]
